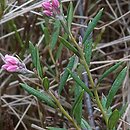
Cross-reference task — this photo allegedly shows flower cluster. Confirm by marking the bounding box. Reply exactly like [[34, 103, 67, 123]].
[[2, 54, 21, 72], [42, 0, 60, 16], [1, 54, 33, 74]]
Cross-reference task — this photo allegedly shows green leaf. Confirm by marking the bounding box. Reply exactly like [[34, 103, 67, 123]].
[[101, 94, 107, 109], [59, 36, 79, 56], [56, 43, 63, 60], [41, 24, 50, 45], [73, 83, 83, 125], [106, 67, 127, 108], [84, 39, 93, 65], [108, 109, 120, 130], [29, 42, 37, 67], [98, 62, 123, 83], [101, 95, 112, 117], [50, 20, 61, 50], [56, 34, 67, 60], [20, 83, 56, 108], [72, 89, 84, 125], [29, 42, 43, 78], [58, 55, 75, 94], [81, 118, 92, 130], [47, 127, 66, 130], [36, 47, 43, 78], [43, 77, 50, 90], [67, 1, 73, 31], [83, 8, 103, 44], [68, 69, 93, 97]]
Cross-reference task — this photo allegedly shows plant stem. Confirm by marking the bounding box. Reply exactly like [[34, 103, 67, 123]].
[[49, 91, 81, 130], [70, 33, 108, 125], [82, 58, 108, 125]]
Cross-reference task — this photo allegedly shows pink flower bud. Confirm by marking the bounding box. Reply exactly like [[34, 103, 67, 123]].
[[52, 0, 60, 9], [4, 54, 19, 64], [2, 64, 18, 72], [41, 0, 60, 17], [43, 10, 52, 16], [1, 54, 34, 74], [1, 55, 20, 72], [42, 1, 52, 10]]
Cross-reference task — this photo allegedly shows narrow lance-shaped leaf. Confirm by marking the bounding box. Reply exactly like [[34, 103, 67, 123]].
[[29, 42, 37, 67], [108, 109, 120, 130], [67, 69, 93, 97], [50, 20, 61, 50], [72, 89, 84, 125], [106, 67, 127, 108], [59, 36, 79, 56], [101, 94, 107, 109], [84, 39, 93, 66], [56, 34, 67, 60], [58, 1, 69, 34], [83, 8, 103, 44], [59, 18, 69, 34], [67, 1, 73, 31], [101, 95, 112, 117], [20, 83, 56, 108], [98, 62, 123, 83], [36, 46, 43, 78], [73, 83, 83, 125], [29, 42, 43, 78], [56, 43, 63, 60], [41, 24, 50, 45], [58, 55, 75, 94]]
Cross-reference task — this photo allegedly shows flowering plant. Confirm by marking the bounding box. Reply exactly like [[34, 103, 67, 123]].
[[0, 0, 127, 130]]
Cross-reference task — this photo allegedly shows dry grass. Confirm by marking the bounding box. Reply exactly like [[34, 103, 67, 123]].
[[0, 0, 130, 130]]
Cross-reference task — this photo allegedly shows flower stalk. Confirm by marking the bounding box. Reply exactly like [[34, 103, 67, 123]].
[[49, 91, 81, 130], [69, 33, 108, 125]]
